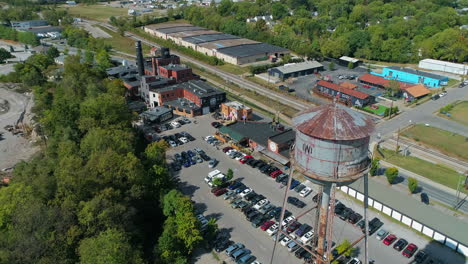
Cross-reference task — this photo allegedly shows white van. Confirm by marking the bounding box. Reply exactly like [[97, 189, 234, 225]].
[[208, 173, 225, 187], [204, 169, 221, 184]]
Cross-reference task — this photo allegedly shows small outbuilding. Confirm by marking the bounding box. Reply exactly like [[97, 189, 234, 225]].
[[139, 106, 173, 124], [418, 59, 468, 76], [338, 56, 362, 68], [402, 84, 431, 102], [268, 61, 323, 80]]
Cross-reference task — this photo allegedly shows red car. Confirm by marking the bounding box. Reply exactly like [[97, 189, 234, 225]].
[[269, 170, 282, 178], [214, 188, 228, 197], [260, 220, 275, 231], [222, 147, 233, 153], [286, 221, 301, 233], [240, 155, 253, 164], [402, 243, 418, 258], [383, 234, 397, 246]]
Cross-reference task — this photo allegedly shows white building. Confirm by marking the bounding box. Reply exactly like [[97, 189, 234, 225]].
[[419, 59, 468, 75]]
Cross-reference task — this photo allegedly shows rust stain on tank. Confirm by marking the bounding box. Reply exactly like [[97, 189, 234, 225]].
[[293, 103, 375, 141]]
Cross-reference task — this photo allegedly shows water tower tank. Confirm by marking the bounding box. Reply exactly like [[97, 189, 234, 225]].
[[292, 103, 374, 186]]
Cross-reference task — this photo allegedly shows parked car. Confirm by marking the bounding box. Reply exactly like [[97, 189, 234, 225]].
[[266, 223, 279, 235], [347, 258, 361, 264], [290, 179, 301, 190], [348, 212, 362, 225], [258, 203, 275, 215], [376, 229, 388, 240], [232, 248, 251, 261], [300, 230, 314, 244], [251, 215, 269, 228], [214, 188, 228, 197], [287, 196, 306, 208], [393, 238, 408, 251], [208, 159, 218, 168], [295, 223, 312, 237], [281, 216, 295, 227], [260, 220, 275, 231], [214, 239, 232, 252], [287, 240, 300, 252], [222, 146, 233, 153], [383, 234, 397, 246], [238, 254, 256, 264], [226, 243, 244, 256], [239, 188, 252, 198], [413, 250, 428, 263], [253, 199, 270, 210], [420, 192, 429, 204], [294, 184, 306, 193], [402, 243, 418, 258], [300, 187, 312, 197], [211, 122, 222, 128], [286, 221, 301, 233], [339, 207, 353, 220], [280, 236, 292, 246]]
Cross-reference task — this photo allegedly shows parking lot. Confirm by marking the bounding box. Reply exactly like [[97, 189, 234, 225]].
[[287, 62, 370, 105], [164, 114, 464, 264]]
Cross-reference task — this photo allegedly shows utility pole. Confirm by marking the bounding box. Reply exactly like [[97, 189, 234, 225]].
[[395, 127, 400, 153], [364, 173, 369, 264]]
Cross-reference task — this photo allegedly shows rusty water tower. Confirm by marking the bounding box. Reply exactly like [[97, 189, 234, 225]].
[[292, 103, 374, 264]]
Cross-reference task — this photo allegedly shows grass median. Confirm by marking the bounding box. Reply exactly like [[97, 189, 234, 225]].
[[401, 124, 468, 161], [58, 4, 130, 22], [438, 101, 468, 127], [376, 147, 466, 194]]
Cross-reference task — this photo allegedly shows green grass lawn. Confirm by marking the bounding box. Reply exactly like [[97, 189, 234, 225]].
[[95, 25, 151, 56], [364, 105, 388, 116], [217, 63, 248, 75], [439, 101, 468, 126], [59, 4, 129, 22], [401, 124, 468, 161], [376, 148, 466, 193]]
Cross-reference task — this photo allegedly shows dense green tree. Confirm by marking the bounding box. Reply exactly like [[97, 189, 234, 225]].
[[78, 229, 143, 264], [0, 48, 12, 63], [408, 177, 418, 193]]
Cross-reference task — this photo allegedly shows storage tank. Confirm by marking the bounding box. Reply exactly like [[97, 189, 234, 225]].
[[292, 103, 375, 185]]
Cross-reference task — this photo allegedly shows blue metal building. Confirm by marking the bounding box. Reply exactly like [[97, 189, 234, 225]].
[[381, 66, 448, 88]]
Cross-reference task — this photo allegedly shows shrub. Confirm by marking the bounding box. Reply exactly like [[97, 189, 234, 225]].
[[385, 167, 398, 184], [407, 177, 418, 193], [226, 168, 234, 181], [328, 61, 335, 71], [369, 158, 380, 176]]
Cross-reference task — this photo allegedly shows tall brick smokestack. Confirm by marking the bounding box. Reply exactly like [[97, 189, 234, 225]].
[[136, 41, 145, 76]]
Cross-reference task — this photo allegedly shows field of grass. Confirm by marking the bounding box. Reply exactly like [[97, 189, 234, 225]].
[[364, 105, 387, 115], [439, 101, 468, 126], [401, 124, 468, 161], [59, 4, 129, 22], [217, 63, 248, 75], [95, 25, 151, 56], [376, 148, 466, 193]]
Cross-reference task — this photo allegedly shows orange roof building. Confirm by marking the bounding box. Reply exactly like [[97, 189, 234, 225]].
[[403, 84, 431, 100]]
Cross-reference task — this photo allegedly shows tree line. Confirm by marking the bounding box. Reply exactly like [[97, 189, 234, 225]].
[[175, 0, 467, 63], [0, 50, 207, 263]]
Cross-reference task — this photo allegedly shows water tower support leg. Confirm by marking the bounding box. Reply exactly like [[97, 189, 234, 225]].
[[316, 183, 331, 264]]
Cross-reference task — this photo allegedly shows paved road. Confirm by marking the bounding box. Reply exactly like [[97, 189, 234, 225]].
[[165, 114, 463, 264], [378, 165, 468, 214], [373, 87, 468, 141], [86, 20, 311, 111]]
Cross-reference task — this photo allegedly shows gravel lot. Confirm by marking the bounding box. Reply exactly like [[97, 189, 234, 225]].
[[0, 87, 38, 170], [165, 114, 464, 264]]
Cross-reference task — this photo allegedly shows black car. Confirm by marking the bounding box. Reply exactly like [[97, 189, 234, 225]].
[[368, 217, 384, 235], [268, 207, 282, 219], [254, 161, 266, 168], [243, 207, 256, 216], [276, 173, 288, 183], [246, 159, 256, 166], [393, 238, 408, 251], [259, 164, 271, 173], [251, 215, 268, 228], [338, 207, 353, 220], [246, 211, 260, 222], [348, 212, 362, 225], [244, 192, 257, 201], [334, 203, 346, 215], [201, 154, 211, 161], [275, 209, 292, 222], [295, 247, 306, 259], [251, 194, 266, 204], [287, 196, 306, 208], [420, 192, 429, 204], [414, 250, 428, 263], [214, 239, 232, 252]]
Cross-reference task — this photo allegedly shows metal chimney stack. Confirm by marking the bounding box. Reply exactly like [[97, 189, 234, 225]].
[[135, 41, 145, 76]]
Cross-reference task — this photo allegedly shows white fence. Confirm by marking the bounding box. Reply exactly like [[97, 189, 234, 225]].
[[339, 186, 468, 257]]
